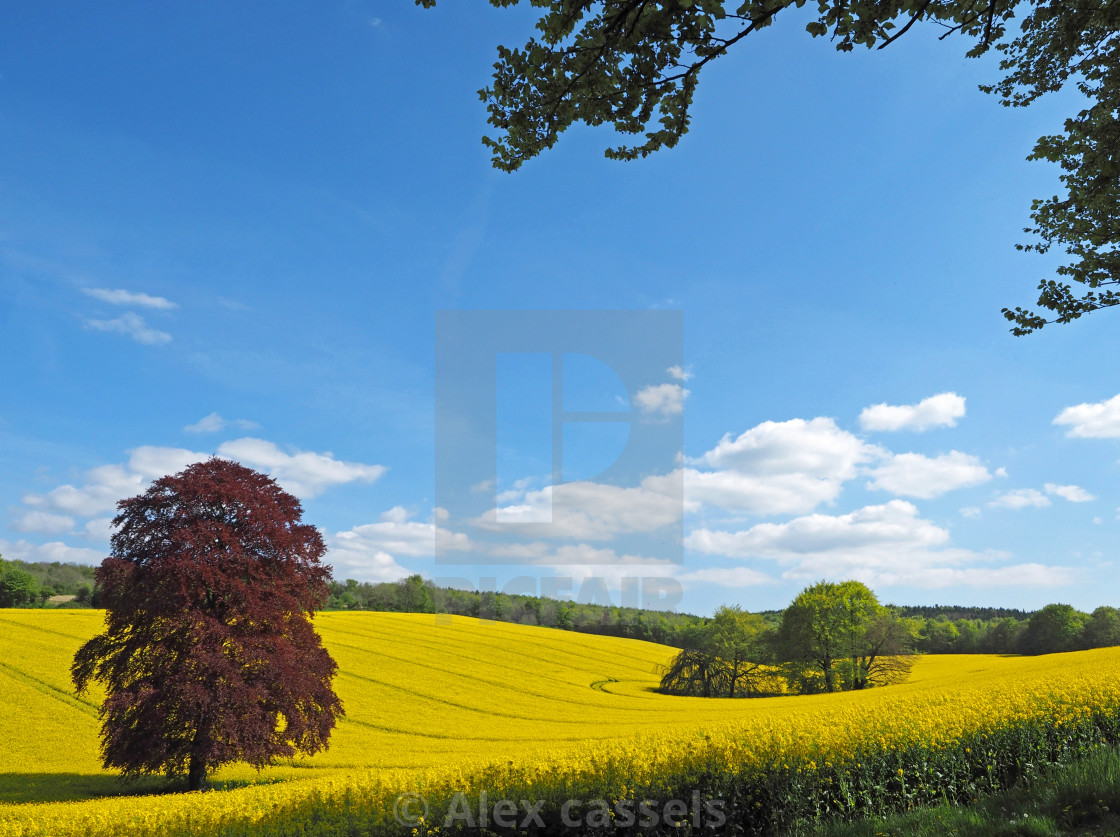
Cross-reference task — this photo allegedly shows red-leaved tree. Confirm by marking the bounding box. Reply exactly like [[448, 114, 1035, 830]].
[[72, 458, 344, 791]]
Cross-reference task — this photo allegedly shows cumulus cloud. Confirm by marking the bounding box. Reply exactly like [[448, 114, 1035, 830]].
[[82, 518, 115, 542], [872, 563, 1075, 589], [24, 462, 154, 518], [676, 566, 774, 587], [666, 365, 693, 382], [681, 500, 1056, 588], [475, 478, 683, 541], [678, 467, 846, 516], [990, 489, 1051, 510], [327, 507, 471, 582], [10, 510, 74, 534], [687, 500, 949, 560], [334, 507, 471, 558], [1053, 394, 1120, 438], [693, 417, 881, 476], [865, 451, 993, 499], [82, 288, 176, 309], [22, 440, 384, 525], [0, 539, 104, 566], [479, 541, 676, 569], [215, 438, 386, 498], [684, 418, 883, 515], [183, 412, 260, 434], [86, 312, 171, 345], [859, 392, 966, 432], [635, 383, 689, 420], [1044, 483, 1096, 503]]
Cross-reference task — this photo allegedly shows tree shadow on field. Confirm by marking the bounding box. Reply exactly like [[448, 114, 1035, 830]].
[[0, 773, 178, 804], [0, 772, 293, 805]]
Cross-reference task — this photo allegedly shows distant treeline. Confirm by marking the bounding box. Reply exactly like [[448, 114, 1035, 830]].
[[326, 575, 705, 646], [0, 558, 98, 607], [327, 576, 1120, 657], [3, 559, 1117, 658]]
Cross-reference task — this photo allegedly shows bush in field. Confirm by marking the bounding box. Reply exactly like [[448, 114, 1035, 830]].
[[0, 557, 40, 607]]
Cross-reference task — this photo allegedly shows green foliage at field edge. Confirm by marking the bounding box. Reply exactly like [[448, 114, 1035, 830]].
[[801, 744, 1120, 837]]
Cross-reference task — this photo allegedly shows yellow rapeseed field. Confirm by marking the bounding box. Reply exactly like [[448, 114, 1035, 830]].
[[1, 609, 1119, 836]]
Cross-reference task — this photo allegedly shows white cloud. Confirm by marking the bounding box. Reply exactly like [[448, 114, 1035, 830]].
[[183, 412, 260, 434], [676, 566, 774, 587], [128, 446, 211, 481], [481, 541, 674, 568], [859, 392, 966, 432], [990, 489, 1051, 510], [679, 467, 846, 516], [666, 365, 693, 382], [635, 383, 689, 419], [872, 563, 1075, 589], [24, 463, 151, 517], [685, 417, 883, 515], [475, 477, 683, 541], [960, 506, 982, 519], [82, 517, 115, 542], [334, 508, 470, 558], [82, 287, 176, 310], [86, 312, 171, 345], [0, 539, 104, 566], [866, 451, 993, 499], [327, 508, 471, 582], [215, 438, 386, 498], [321, 543, 409, 584], [681, 500, 1050, 588], [22, 441, 383, 526], [687, 500, 949, 560], [1054, 394, 1120, 438], [1044, 483, 1096, 503], [693, 417, 881, 477], [10, 510, 74, 534]]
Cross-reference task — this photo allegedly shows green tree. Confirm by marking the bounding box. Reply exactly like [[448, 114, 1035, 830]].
[[659, 621, 721, 697], [1020, 603, 1088, 655], [0, 559, 40, 607], [922, 618, 961, 653], [1083, 605, 1120, 649], [395, 574, 434, 613], [555, 600, 574, 629], [419, 0, 1120, 333], [848, 611, 918, 690], [706, 605, 775, 697], [778, 580, 881, 693], [982, 616, 1024, 653]]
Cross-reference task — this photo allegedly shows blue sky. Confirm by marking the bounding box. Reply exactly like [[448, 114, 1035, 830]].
[[2, 2, 1118, 616]]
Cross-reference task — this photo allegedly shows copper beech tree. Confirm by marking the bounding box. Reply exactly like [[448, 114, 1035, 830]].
[[72, 458, 343, 792]]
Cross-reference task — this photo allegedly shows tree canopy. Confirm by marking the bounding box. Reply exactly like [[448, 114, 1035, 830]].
[[419, 0, 1120, 333], [661, 582, 916, 697], [71, 458, 343, 791], [0, 557, 40, 607], [660, 605, 777, 696]]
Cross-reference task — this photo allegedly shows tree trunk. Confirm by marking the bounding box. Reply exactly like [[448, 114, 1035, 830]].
[[188, 752, 207, 791]]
